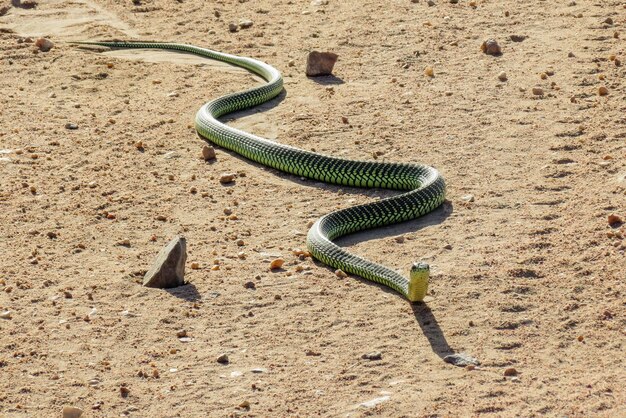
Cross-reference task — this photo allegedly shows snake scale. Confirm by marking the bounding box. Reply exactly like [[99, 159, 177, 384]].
[[74, 41, 446, 302]]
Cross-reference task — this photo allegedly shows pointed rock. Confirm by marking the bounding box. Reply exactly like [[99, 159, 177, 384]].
[[143, 236, 187, 288]]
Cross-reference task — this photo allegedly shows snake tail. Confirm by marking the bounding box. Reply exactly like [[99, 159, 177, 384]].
[[73, 41, 446, 302]]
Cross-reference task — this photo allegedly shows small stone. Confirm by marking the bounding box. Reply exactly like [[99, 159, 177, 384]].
[[190, 262, 200, 270], [239, 401, 250, 409], [239, 19, 253, 29], [503, 367, 518, 376], [0, 311, 11, 320], [176, 329, 187, 338], [244, 281, 256, 289], [443, 352, 480, 367], [427, 0, 435, 5], [449, 0, 458, 3], [62, 406, 84, 418], [202, 145, 216, 160], [288, 59, 295, 67], [604, 17, 613, 25], [167, 92, 179, 97], [608, 214, 622, 226], [120, 386, 130, 397], [424, 66, 434, 77], [598, 86, 609, 96], [335, 269, 347, 278], [481, 39, 501, 56], [394, 236, 405, 243], [228, 22, 238, 32], [236, 239, 245, 246], [509, 35, 527, 42], [143, 236, 187, 289], [219, 173, 235, 184], [35, 38, 54, 52], [47, 231, 58, 239], [615, 58, 621, 67], [461, 194, 475, 202], [270, 258, 285, 270], [305, 51, 338, 76], [134, 141, 143, 150], [65, 123, 78, 130], [532, 87, 544, 96], [497, 71, 507, 81], [217, 353, 229, 364], [362, 351, 382, 360], [540, 72, 548, 80], [251, 368, 267, 373], [577, 335, 584, 342], [64, 291, 73, 299]]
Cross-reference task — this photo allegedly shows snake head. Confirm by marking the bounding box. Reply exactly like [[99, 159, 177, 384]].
[[408, 262, 430, 302]]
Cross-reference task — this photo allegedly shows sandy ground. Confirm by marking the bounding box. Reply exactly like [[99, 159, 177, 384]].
[[1, 0, 625, 417]]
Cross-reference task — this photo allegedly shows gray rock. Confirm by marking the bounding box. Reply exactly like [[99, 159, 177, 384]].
[[362, 351, 382, 360], [62, 406, 84, 418], [443, 352, 480, 367], [143, 236, 187, 288], [305, 51, 338, 76]]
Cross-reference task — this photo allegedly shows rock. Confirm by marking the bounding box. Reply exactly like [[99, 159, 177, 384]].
[[239, 401, 250, 409], [228, 23, 238, 32], [598, 86, 609, 96], [270, 258, 285, 270], [443, 352, 480, 367], [65, 123, 78, 130], [427, 0, 435, 5], [202, 145, 216, 160], [0, 311, 11, 319], [335, 269, 347, 278], [362, 351, 382, 360], [604, 17, 613, 25], [608, 214, 623, 226], [310, 0, 328, 5], [461, 194, 475, 202], [251, 367, 267, 373], [305, 51, 338, 76], [143, 236, 187, 289], [239, 19, 253, 29], [219, 173, 235, 184], [62, 406, 84, 418], [509, 35, 527, 42], [359, 396, 390, 408], [481, 39, 501, 56], [243, 281, 256, 289], [35, 37, 53, 52], [497, 71, 507, 81], [217, 353, 229, 364], [532, 87, 544, 96], [504, 367, 518, 376], [120, 386, 130, 397], [424, 66, 434, 77]]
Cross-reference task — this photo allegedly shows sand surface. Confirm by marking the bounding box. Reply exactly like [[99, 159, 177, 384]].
[[0, 0, 625, 417]]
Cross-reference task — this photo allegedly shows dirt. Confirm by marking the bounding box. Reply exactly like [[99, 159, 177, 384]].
[[0, 0, 625, 417]]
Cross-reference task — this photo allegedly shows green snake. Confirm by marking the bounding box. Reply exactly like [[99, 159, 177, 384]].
[[74, 41, 446, 302]]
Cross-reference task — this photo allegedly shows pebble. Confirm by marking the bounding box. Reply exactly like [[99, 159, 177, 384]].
[[239, 19, 253, 29], [236, 239, 245, 246], [190, 262, 200, 270], [239, 401, 250, 409], [608, 214, 623, 226], [503, 367, 518, 376], [532, 87, 544, 96], [270, 258, 285, 270], [305, 51, 338, 76], [202, 145, 216, 160], [243, 281, 256, 289], [219, 173, 235, 184], [176, 329, 187, 338], [481, 39, 501, 55], [288, 59, 295, 67], [251, 368, 267, 373], [443, 352, 480, 367], [217, 353, 229, 364], [167, 92, 179, 97], [310, 0, 329, 5], [143, 236, 187, 289], [228, 23, 238, 32], [509, 34, 527, 42], [598, 86, 608, 96], [394, 236, 405, 243], [427, 0, 435, 6], [65, 123, 78, 130], [35, 37, 54, 52], [424, 66, 434, 77], [362, 351, 382, 360], [120, 386, 130, 397], [497, 71, 507, 82], [333, 269, 347, 278], [461, 194, 475, 202], [0, 311, 11, 319], [62, 406, 84, 418]]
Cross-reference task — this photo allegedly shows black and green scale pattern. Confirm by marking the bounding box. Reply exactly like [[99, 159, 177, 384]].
[[74, 41, 446, 302]]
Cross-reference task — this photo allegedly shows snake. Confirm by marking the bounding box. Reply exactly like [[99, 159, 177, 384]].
[[73, 41, 446, 302]]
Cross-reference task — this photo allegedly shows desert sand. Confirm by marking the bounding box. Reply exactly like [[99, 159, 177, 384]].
[[0, 0, 624, 417]]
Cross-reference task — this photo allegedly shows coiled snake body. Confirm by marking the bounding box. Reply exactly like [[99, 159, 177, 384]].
[[75, 41, 446, 302]]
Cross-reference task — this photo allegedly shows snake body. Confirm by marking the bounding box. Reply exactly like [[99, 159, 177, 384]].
[[75, 41, 446, 302]]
